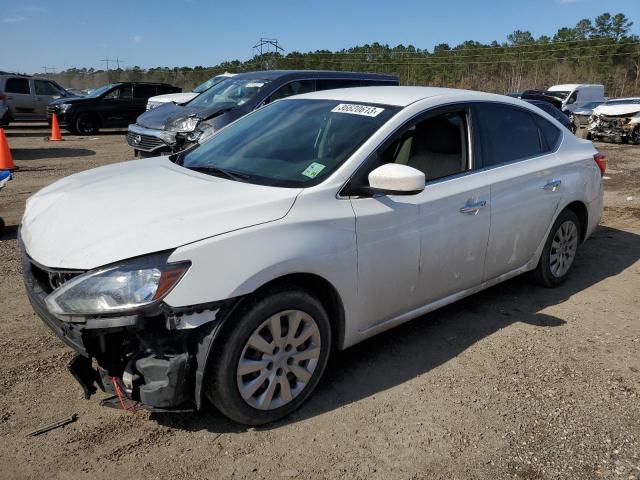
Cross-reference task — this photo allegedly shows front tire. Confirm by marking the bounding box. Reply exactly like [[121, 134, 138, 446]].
[[631, 126, 640, 146], [206, 286, 331, 425], [74, 113, 99, 135], [531, 209, 581, 287]]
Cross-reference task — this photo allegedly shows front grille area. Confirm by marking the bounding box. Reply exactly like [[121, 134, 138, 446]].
[[126, 131, 166, 151], [29, 261, 83, 295]]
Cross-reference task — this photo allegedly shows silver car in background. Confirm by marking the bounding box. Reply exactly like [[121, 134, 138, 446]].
[[0, 74, 73, 125]]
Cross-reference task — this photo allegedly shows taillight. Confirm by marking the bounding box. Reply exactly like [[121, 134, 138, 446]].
[[594, 152, 606, 176]]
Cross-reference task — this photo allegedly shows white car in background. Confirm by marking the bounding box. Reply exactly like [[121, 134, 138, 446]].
[[588, 98, 640, 144], [145, 72, 235, 110], [20, 87, 604, 425]]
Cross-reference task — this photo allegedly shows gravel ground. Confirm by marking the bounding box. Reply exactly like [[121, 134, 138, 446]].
[[0, 124, 638, 480]]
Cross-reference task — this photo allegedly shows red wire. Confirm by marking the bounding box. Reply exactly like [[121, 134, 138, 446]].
[[111, 376, 137, 413]]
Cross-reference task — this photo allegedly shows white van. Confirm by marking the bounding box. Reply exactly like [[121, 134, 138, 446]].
[[546, 84, 605, 113]]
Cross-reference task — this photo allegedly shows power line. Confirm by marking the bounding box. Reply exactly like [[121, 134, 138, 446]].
[[301, 35, 640, 56], [276, 40, 640, 62]]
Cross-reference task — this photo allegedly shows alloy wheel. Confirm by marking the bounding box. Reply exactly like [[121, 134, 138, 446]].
[[549, 220, 578, 278], [236, 310, 321, 411]]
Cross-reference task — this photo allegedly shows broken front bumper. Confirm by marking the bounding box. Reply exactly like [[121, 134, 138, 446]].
[[126, 123, 178, 153], [19, 235, 229, 411], [588, 116, 638, 139]]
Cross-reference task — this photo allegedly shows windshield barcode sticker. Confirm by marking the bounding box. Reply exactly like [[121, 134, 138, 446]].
[[331, 103, 384, 117]]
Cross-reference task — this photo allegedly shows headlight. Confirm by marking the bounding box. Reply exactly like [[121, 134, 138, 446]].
[[45, 252, 190, 316], [168, 116, 200, 132], [146, 101, 161, 111], [58, 103, 72, 113]]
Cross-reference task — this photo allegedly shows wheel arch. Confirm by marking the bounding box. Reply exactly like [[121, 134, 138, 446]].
[[194, 271, 346, 410], [563, 200, 588, 243], [220, 272, 346, 353]]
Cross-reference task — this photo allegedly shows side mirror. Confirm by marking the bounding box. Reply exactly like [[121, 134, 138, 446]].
[[367, 164, 425, 195]]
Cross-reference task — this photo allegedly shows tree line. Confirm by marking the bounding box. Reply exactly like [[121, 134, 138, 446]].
[[42, 12, 640, 97]]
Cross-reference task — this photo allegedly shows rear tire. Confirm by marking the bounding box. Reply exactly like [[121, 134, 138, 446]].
[[631, 127, 640, 146], [205, 286, 331, 425], [531, 209, 581, 288]]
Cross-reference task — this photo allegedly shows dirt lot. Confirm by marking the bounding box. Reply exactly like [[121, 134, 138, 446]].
[[0, 124, 638, 480]]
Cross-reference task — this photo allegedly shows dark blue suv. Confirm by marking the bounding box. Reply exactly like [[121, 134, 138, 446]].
[[126, 70, 398, 156]]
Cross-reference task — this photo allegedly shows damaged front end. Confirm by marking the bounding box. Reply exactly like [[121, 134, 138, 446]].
[[20, 238, 234, 412], [588, 110, 640, 144]]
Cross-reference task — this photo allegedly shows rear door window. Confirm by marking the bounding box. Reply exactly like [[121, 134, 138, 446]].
[[532, 113, 562, 152], [360, 80, 397, 86], [266, 80, 315, 103], [316, 79, 361, 91], [4, 78, 30, 94], [134, 84, 157, 99], [475, 103, 542, 167]]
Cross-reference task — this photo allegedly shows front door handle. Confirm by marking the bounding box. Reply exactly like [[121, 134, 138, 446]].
[[543, 179, 562, 191], [460, 199, 487, 215]]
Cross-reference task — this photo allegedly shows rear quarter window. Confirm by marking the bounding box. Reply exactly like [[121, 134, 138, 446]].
[[4, 78, 30, 94]]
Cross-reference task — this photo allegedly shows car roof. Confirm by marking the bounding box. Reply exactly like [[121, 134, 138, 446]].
[[292, 86, 517, 107], [230, 70, 397, 82], [547, 84, 603, 91]]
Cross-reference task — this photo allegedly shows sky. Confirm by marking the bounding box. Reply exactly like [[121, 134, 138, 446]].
[[1, 0, 639, 74]]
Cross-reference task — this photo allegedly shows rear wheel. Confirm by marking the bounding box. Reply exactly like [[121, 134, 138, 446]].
[[631, 126, 640, 146], [74, 113, 99, 135], [531, 209, 581, 287], [206, 286, 331, 425]]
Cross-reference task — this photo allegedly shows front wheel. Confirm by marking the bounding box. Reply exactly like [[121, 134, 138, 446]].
[[531, 209, 581, 287], [74, 113, 99, 135], [631, 126, 640, 146], [206, 287, 331, 425]]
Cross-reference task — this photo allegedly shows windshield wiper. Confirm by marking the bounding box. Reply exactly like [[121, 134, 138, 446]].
[[188, 165, 251, 182]]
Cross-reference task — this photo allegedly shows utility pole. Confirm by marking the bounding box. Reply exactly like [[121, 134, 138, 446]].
[[115, 57, 126, 70], [252, 38, 284, 70], [101, 57, 112, 71], [41, 66, 57, 76]]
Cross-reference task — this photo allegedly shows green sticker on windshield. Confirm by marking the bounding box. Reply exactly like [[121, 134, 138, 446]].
[[301, 162, 326, 179]]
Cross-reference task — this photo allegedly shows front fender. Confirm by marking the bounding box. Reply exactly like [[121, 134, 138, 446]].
[[163, 192, 357, 332]]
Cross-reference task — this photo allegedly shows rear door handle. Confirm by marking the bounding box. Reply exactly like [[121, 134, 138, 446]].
[[543, 179, 562, 191], [460, 199, 487, 215]]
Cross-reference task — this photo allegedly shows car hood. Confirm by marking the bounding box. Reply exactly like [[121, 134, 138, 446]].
[[49, 96, 93, 106], [148, 92, 198, 105], [21, 157, 302, 270], [593, 104, 640, 116], [136, 101, 236, 130]]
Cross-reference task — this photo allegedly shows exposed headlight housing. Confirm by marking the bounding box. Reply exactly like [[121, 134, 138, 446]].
[[45, 252, 190, 316], [58, 103, 72, 113], [168, 116, 200, 133]]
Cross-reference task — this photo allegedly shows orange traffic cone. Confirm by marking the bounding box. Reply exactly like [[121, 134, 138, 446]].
[[48, 114, 64, 141], [0, 128, 17, 171]]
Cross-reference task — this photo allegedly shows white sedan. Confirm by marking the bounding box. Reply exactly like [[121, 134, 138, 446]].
[[20, 87, 604, 424]]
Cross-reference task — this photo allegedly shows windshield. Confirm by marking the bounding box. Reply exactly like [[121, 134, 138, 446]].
[[187, 78, 270, 109], [581, 101, 602, 109], [179, 99, 400, 187], [544, 90, 570, 100], [86, 84, 118, 98], [193, 75, 230, 94]]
